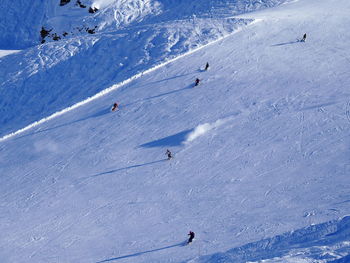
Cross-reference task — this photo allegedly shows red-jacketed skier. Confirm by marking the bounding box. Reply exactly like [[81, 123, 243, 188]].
[[111, 102, 119, 111]]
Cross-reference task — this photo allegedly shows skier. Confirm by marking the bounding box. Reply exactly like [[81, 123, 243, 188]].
[[187, 231, 195, 244], [204, 62, 209, 71], [111, 102, 119, 111], [194, 78, 200, 87], [301, 33, 307, 42], [166, 149, 172, 160]]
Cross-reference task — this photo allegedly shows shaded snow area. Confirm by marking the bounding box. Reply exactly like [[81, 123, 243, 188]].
[[0, 17, 249, 137], [1, 0, 350, 262], [194, 216, 350, 263], [0, 0, 290, 136], [0, 0, 289, 49], [2, 0, 288, 136]]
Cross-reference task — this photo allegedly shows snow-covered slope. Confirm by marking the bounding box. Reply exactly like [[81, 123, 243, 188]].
[[0, 0, 50, 49], [0, 0, 288, 49], [0, 0, 291, 137], [0, 17, 248, 137], [197, 216, 350, 263], [0, 17, 249, 140], [1, 0, 350, 262], [0, 0, 154, 49]]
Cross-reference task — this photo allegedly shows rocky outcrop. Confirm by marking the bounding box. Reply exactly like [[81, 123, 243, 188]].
[[60, 0, 71, 6], [76, 0, 86, 8], [88, 7, 99, 14]]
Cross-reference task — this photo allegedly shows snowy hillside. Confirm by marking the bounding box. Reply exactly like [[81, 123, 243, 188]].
[[0, 0, 290, 137], [0, 0, 289, 49], [1, 0, 350, 262], [0, 14, 252, 135]]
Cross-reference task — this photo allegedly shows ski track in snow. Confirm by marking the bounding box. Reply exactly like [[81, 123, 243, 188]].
[[346, 101, 350, 125]]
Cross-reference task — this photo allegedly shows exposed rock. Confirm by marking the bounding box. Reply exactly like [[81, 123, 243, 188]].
[[40, 27, 52, 39], [40, 27, 52, 44], [59, 0, 71, 6], [87, 26, 97, 34], [88, 7, 98, 13], [76, 0, 86, 8], [52, 33, 61, 41]]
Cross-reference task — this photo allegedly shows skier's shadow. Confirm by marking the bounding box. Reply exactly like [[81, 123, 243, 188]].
[[271, 40, 301, 46], [13, 107, 110, 141], [123, 85, 193, 107], [96, 242, 186, 262], [91, 159, 167, 177], [146, 72, 195, 85], [142, 85, 193, 101], [139, 129, 193, 148]]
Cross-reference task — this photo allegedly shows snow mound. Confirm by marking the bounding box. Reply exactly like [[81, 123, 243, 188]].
[[193, 216, 350, 263], [185, 117, 233, 144], [185, 123, 214, 143], [0, 49, 21, 58]]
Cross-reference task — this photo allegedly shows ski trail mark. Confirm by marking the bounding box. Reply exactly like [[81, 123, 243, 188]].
[[346, 101, 350, 124], [264, 189, 272, 197], [298, 111, 305, 157]]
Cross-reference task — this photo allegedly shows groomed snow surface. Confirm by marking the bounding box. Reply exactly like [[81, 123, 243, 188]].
[[0, 0, 350, 262]]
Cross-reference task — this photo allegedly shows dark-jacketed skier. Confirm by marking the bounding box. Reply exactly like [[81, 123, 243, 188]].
[[166, 149, 172, 160], [204, 62, 209, 71], [194, 78, 200, 86], [187, 231, 195, 244], [301, 33, 307, 42]]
